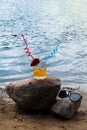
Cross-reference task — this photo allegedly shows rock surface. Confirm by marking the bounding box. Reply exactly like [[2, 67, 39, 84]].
[[6, 76, 61, 111], [51, 97, 82, 119]]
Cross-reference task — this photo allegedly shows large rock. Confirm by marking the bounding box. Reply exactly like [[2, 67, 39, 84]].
[[6, 76, 61, 111]]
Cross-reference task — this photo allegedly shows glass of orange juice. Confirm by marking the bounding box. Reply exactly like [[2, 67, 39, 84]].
[[33, 62, 47, 80]]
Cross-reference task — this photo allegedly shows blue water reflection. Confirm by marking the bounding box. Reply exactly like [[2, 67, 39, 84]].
[[0, 0, 87, 89]]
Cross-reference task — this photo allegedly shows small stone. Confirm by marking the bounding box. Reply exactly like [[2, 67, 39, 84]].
[[14, 119, 18, 122], [51, 97, 82, 119], [22, 119, 25, 122]]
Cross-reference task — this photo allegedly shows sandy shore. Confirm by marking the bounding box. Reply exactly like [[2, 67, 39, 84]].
[[0, 86, 87, 130]]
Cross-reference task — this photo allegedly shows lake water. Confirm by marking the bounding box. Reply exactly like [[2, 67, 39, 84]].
[[0, 0, 87, 89]]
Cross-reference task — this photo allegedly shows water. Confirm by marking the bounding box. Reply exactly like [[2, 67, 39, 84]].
[[0, 0, 87, 89]]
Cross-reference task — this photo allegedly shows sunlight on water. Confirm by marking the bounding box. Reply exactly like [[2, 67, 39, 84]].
[[0, 0, 87, 89]]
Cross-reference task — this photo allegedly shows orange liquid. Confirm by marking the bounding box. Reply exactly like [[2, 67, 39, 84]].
[[33, 66, 47, 80]]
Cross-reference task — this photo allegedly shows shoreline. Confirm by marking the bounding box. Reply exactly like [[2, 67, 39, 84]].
[[0, 86, 87, 130]]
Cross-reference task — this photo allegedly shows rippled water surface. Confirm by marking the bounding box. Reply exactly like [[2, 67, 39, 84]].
[[0, 0, 87, 89]]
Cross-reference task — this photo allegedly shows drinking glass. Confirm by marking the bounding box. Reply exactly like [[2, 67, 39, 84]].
[[33, 62, 47, 80]]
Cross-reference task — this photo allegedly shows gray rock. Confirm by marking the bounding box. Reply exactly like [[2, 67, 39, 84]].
[[6, 76, 61, 111], [51, 97, 82, 119]]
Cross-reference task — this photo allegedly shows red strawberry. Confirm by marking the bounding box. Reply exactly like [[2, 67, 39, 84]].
[[30, 58, 40, 66]]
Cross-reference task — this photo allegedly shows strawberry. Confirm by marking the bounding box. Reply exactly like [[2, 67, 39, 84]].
[[30, 58, 40, 66]]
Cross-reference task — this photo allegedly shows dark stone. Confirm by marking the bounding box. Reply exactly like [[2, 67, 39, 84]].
[[6, 76, 61, 111]]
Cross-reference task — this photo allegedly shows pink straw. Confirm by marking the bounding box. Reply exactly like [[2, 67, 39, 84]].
[[22, 34, 40, 66], [22, 34, 34, 60]]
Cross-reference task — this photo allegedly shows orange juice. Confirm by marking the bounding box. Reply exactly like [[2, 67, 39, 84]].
[[33, 66, 47, 80]]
